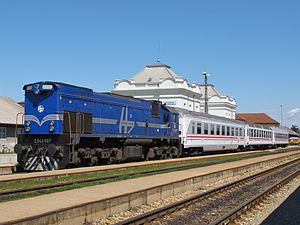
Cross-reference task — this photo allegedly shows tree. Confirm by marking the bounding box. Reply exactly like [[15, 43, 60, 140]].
[[291, 125, 299, 133]]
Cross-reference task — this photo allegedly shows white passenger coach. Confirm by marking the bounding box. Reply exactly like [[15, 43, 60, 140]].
[[174, 108, 288, 154]]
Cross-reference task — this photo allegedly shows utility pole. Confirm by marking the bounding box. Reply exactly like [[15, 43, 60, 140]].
[[203, 72, 209, 113], [280, 104, 283, 128]]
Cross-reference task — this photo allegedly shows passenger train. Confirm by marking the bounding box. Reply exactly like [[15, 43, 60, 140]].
[[14, 82, 289, 171]]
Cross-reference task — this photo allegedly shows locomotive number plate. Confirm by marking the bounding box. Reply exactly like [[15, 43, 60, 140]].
[[33, 138, 52, 144]]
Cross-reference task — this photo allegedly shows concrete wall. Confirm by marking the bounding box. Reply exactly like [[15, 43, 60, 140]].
[[0, 154, 17, 164]]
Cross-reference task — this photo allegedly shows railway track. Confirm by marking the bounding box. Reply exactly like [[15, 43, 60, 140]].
[[115, 157, 300, 225], [0, 162, 218, 197], [1, 149, 299, 202]]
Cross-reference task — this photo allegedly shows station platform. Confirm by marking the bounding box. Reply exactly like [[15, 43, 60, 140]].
[[262, 185, 300, 225], [0, 153, 17, 175], [0, 150, 299, 225], [0, 164, 16, 175]]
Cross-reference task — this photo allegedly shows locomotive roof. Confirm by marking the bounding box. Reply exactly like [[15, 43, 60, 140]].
[[23, 81, 93, 92], [101, 92, 146, 102]]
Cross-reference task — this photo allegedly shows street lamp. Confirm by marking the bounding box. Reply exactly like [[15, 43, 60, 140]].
[[202, 72, 209, 114], [280, 104, 283, 128]]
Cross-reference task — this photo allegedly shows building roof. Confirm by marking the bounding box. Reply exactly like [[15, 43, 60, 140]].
[[130, 64, 182, 83], [236, 113, 280, 125], [282, 126, 300, 137], [0, 97, 24, 125]]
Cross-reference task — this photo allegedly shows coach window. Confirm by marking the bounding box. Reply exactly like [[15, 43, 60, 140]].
[[197, 123, 202, 134], [204, 123, 209, 135], [222, 126, 225, 136], [231, 127, 234, 136], [191, 122, 196, 134], [216, 125, 220, 135], [211, 124, 215, 135], [226, 126, 230, 136]]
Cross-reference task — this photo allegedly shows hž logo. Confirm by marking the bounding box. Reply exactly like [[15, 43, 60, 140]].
[[37, 105, 44, 113]]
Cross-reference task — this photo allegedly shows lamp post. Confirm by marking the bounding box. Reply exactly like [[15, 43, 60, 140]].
[[280, 104, 283, 128], [203, 72, 209, 114]]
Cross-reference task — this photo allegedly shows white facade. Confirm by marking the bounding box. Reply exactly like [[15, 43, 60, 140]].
[[113, 64, 237, 119], [0, 97, 24, 152]]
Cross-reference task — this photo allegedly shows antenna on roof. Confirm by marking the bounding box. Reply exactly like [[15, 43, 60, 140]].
[[157, 42, 160, 64]]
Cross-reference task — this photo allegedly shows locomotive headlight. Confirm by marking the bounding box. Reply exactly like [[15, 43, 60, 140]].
[[25, 121, 30, 132], [25, 126, 30, 132], [49, 121, 55, 132], [34, 84, 40, 94]]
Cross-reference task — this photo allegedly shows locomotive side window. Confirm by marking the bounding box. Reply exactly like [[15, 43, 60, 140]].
[[151, 101, 159, 117], [173, 114, 177, 123], [63, 111, 92, 134], [83, 113, 92, 134], [164, 112, 169, 123], [64, 111, 76, 133]]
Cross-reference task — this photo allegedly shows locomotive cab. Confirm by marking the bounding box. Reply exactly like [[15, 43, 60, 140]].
[[15, 82, 70, 170]]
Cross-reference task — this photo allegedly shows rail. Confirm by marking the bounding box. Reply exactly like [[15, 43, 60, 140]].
[[115, 157, 300, 225], [210, 168, 300, 225]]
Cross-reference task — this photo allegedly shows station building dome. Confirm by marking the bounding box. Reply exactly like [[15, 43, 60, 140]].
[[113, 63, 237, 119]]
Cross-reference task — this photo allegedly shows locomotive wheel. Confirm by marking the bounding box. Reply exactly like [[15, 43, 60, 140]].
[[145, 148, 155, 161]]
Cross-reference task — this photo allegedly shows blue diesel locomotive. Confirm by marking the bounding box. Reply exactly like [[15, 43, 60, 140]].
[[15, 82, 180, 170]]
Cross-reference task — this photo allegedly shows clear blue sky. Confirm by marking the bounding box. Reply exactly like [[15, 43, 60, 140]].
[[0, 0, 299, 127]]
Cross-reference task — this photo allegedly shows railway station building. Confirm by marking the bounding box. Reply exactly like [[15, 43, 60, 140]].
[[236, 113, 280, 127], [0, 97, 24, 152], [113, 63, 237, 119]]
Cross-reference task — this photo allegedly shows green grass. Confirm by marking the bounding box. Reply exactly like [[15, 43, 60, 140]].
[[0, 147, 299, 202]]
